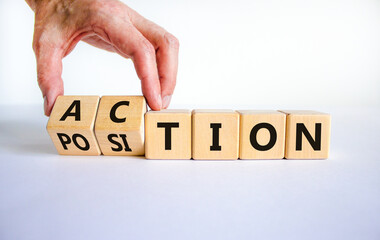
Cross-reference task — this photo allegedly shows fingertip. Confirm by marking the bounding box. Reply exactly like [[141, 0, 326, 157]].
[[44, 94, 55, 117], [146, 93, 162, 111], [43, 96, 50, 116], [43, 89, 63, 117]]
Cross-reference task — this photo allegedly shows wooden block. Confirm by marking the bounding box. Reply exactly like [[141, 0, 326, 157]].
[[238, 110, 286, 159], [94, 96, 146, 156], [145, 109, 191, 159], [192, 110, 239, 160], [46, 96, 101, 155], [280, 110, 331, 159]]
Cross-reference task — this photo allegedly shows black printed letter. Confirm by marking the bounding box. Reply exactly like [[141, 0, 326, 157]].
[[296, 123, 321, 151], [210, 123, 222, 151], [60, 100, 80, 121], [72, 134, 90, 151], [57, 133, 71, 150], [110, 101, 130, 123], [157, 122, 179, 150], [250, 123, 277, 151]]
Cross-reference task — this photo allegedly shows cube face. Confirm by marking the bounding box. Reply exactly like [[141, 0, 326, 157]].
[[46, 96, 101, 155], [281, 110, 331, 159], [238, 110, 286, 159], [192, 110, 239, 160], [145, 110, 191, 159], [95, 96, 146, 155]]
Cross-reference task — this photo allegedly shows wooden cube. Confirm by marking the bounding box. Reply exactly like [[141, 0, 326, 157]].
[[192, 110, 239, 160], [280, 110, 331, 159], [238, 110, 286, 159], [46, 96, 101, 155], [95, 96, 146, 156], [145, 109, 191, 159]]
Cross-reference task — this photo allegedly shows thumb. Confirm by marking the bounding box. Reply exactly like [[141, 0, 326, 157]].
[[34, 44, 64, 116]]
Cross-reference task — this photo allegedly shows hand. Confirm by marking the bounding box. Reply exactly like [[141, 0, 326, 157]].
[[26, 0, 179, 115]]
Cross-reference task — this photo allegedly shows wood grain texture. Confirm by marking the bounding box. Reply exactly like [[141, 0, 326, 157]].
[[95, 96, 146, 156], [192, 110, 239, 160], [145, 109, 191, 159], [46, 96, 101, 155], [280, 110, 331, 159], [238, 110, 285, 159]]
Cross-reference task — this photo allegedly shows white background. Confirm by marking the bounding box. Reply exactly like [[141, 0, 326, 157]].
[[0, 0, 379, 109], [1, 106, 380, 240], [0, 1, 380, 240]]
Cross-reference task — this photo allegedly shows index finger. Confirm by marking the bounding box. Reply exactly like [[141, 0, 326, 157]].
[[94, 10, 163, 110], [128, 10, 179, 109]]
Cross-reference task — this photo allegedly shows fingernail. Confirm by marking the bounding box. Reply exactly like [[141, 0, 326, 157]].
[[154, 93, 162, 111], [162, 95, 172, 109]]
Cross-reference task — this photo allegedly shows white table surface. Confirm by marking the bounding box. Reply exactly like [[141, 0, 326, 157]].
[[0, 105, 379, 240]]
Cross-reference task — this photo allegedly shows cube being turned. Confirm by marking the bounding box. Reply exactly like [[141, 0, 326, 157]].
[[145, 110, 192, 159], [95, 96, 146, 156], [46, 96, 101, 155], [238, 110, 286, 159], [192, 110, 239, 160], [280, 110, 331, 159]]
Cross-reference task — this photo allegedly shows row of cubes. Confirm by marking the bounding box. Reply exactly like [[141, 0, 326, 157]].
[[47, 96, 331, 159]]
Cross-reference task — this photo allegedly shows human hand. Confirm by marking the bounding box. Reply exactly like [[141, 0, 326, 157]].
[[26, 0, 179, 115]]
